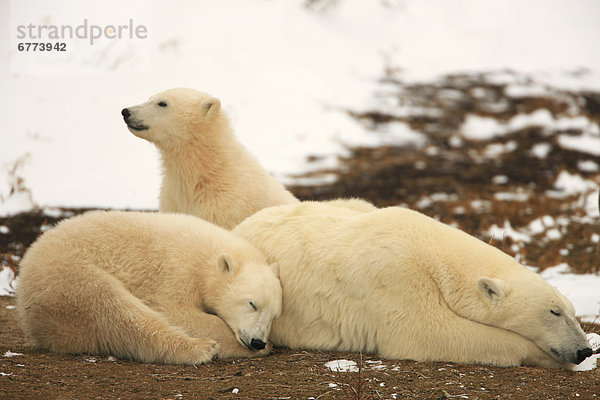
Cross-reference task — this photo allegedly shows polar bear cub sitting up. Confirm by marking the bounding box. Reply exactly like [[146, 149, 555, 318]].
[[233, 202, 592, 369], [17, 211, 282, 365], [122, 88, 299, 229]]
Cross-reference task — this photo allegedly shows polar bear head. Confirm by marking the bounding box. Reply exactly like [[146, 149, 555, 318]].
[[477, 274, 592, 365], [207, 254, 282, 351], [121, 88, 223, 149]]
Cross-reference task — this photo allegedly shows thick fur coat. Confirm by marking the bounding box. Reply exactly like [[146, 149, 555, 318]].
[[17, 211, 282, 365], [233, 202, 592, 369]]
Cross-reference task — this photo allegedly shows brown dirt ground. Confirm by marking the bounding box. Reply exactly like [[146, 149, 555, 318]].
[[1, 72, 600, 399]]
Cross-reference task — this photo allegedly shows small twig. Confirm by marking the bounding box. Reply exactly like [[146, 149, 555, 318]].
[[442, 389, 470, 399], [413, 370, 430, 379]]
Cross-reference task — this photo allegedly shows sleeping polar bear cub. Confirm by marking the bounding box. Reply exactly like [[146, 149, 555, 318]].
[[17, 211, 282, 365], [233, 202, 593, 369], [122, 88, 299, 229]]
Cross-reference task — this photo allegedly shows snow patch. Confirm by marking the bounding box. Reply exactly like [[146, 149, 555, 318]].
[[460, 110, 599, 143], [530, 143, 552, 159], [545, 228, 562, 240], [484, 141, 517, 158], [558, 132, 600, 156], [487, 220, 531, 243], [504, 84, 552, 98], [325, 359, 358, 373], [528, 215, 556, 235], [3, 351, 23, 358], [0, 267, 17, 296], [494, 190, 529, 202], [572, 333, 600, 372], [492, 175, 509, 185], [0, 190, 37, 217], [461, 115, 503, 140], [577, 160, 599, 172], [549, 170, 598, 197]]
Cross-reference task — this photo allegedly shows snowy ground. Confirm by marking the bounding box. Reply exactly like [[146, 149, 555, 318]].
[[1, 1, 599, 327], [2, 0, 600, 211]]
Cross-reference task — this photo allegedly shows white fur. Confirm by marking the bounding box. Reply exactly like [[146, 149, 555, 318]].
[[233, 202, 591, 369], [123, 88, 298, 229], [17, 211, 282, 365]]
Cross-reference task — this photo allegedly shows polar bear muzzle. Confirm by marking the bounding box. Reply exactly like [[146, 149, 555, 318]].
[[121, 108, 148, 131], [250, 338, 266, 350]]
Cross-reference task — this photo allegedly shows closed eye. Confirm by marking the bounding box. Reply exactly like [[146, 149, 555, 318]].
[[249, 301, 258, 311], [158, 101, 167, 107], [550, 310, 561, 316]]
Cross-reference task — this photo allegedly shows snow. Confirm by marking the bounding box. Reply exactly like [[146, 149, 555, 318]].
[[0, 189, 37, 217], [324, 359, 358, 373], [530, 143, 553, 159], [551, 170, 598, 197], [372, 122, 427, 148], [558, 133, 600, 156], [494, 191, 529, 202], [487, 220, 531, 243], [3, 351, 23, 358], [326, 348, 599, 372], [573, 333, 600, 371], [484, 141, 517, 158], [1, 0, 599, 211], [491, 175, 509, 185], [578, 160, 599, 172], [545, 228, 562, 240], [0, 267, 17, 296], [504, 84, 553, 98], [460, 109, 600, 142], [461, 115, 503, 140]]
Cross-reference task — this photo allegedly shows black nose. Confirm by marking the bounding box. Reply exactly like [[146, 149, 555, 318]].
[[121, 108, 130, 118], [250, 338, 266, 350], [576, 348, 593, 364]]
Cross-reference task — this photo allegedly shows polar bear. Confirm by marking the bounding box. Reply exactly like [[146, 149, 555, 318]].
[[17, 211, 282, 365], [233, 202, 593, 369], [121, 88, 298, 229]]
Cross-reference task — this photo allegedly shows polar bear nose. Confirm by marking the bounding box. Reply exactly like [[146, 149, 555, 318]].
[[576, 348, 593, 364], [121, 108, 130, 119], [250, 338, 266, 350]]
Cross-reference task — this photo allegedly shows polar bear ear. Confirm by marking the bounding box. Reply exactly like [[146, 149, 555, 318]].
[[217, 254, 235, 275], [269, 262, 280, 278], [200, 97, 221, 118], [477, 277, 507, 303]]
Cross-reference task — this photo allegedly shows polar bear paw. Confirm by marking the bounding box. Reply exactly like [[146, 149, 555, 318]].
[[190, 337, 220, 364]]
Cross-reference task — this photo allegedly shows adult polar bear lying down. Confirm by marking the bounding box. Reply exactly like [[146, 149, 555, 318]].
[[17, 211, 282, 365], [233, 202, 593, 369]]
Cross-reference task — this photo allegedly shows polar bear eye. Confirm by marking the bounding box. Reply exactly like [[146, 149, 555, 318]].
[[157, 101, 167, 107], [249, 301, 258, 311], [550, 309, 562, 317]]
